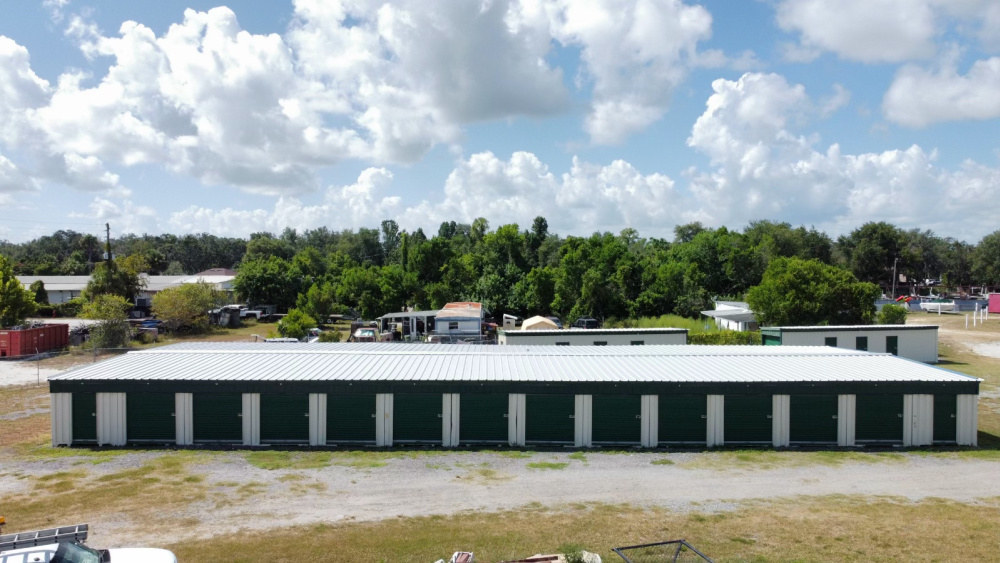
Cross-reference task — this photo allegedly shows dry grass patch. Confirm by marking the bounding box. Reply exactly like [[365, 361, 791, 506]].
[[457, 468, 513, 484], [0, 414, 50, 448], [166, 496, 1000, 562], [0, 383, 49, 415], [678, 449, 908, 471], [1, 453, 208, 531], [244, 451, 333, 470]]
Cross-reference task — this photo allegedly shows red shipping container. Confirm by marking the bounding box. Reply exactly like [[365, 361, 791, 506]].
[[990, 294, 1000, 314], [0, 324, 70, 358]]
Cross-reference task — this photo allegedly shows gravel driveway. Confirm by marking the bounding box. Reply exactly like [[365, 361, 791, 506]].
[[3, 450, 998, 547]]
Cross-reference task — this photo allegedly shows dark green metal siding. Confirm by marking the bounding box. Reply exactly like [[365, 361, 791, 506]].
[[126, 393, 175, 442], [790, 395, 838, 443], [855, 394, 903, 443], [193, 393, 242, 442], [327, 394, 376, 443], [459, 394, 508, 443], [592, 395, 641, 444], [855, 336, 868, 351], [886, 336, 899, 356], [658, 395, 706, 443], [933, 394, 957, 443], [762, 334, 781, 346], [824, 337, 838, 347], [393, 394, 442, 443], [72, 392, 96, 443], [525, 394, 574, 443], [260, 394, 309, 443], [724, 395, 772, 443]]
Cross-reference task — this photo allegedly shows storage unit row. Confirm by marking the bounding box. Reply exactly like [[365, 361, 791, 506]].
[[51, 391, 978, 448]]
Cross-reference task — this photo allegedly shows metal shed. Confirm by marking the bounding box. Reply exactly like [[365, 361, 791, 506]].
[[47, 342, 980, 449], [760, 325, 939, 363]]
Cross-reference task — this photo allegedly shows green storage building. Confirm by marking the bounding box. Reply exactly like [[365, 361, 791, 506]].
[[48, 342, 980, 449]]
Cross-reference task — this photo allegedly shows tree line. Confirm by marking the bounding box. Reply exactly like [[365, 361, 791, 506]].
[[4, 219, 1000, 324]]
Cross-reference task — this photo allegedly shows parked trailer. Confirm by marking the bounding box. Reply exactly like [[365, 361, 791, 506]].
[[0, 324, 69, 357]]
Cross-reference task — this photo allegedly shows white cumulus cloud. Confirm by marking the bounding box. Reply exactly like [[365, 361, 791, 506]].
[[883, 56, 1000, 127], [776, 0, 938, 63], [544, 0, 714, 144], [686, 72, 1000, 239]]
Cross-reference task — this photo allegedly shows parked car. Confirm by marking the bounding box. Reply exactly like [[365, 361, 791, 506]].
[[545, 316, 564, 329], [239, 308, 263, 320], [571, 317, 600, 329]]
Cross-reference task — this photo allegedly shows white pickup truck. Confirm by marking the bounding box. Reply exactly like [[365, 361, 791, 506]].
[[0, 522, 176, 563]]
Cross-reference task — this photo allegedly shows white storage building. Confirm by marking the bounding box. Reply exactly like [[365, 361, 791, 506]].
[[49, 342, 978, 449], [761, 325, 939, 363], [499, 328, 688, 346]]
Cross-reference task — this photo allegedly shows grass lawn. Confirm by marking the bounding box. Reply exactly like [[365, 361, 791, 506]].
[[165, 496, 1000, 562]]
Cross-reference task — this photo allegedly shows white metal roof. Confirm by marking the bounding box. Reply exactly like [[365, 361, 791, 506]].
[[700, 310, 757, 322], [17, 276, 90, 291], [766, 325, 938, 332], [50, 342, 977, 384], [504, 328, 688, 335]]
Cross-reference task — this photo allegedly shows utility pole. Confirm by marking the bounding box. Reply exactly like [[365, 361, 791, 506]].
[[891, 257, 899, 299], [105, 223, 111, 265]]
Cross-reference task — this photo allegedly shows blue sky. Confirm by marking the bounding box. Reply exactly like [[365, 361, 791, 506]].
[[0, 0, 998, 243]]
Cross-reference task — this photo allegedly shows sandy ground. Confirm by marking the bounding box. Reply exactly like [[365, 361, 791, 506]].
[[0, 361, 63, 386], [2, 450, 999, 547]]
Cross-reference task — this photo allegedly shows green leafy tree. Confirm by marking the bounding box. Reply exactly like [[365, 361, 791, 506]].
[[152, 281, 221, 333], [244, 232, 295, 262], [1, 255, 37, 326], [296, 282, 339, 323], [278, 308, 316, 340], [836, 222, 905, 284], [747, 258, 880, 326], [513, 266, 556, 315], [82, 294, 133, 348], [877, 303, 908, 325], [30, 280, 48, 305], [973, 230, 1000, 285], [83, 255, 147, 302], [233, 256, 301, 310], [163, 261, 186, 275], [336, 266, 383, 320]]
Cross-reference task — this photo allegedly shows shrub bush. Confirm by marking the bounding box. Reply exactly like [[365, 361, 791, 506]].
[[318, 330, 343, 342], [689, 331, 762, 345], [877, 303, 908, 325]]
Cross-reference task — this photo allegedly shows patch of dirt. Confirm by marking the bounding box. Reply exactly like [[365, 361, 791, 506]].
[[0, 361, 64, 386], [3, 450, 999, 548]]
